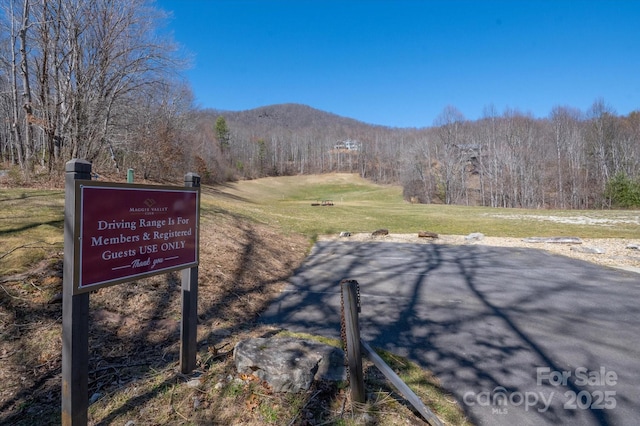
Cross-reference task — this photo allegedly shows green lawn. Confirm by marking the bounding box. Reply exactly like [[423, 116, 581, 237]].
[[204, 173, 640, 240]]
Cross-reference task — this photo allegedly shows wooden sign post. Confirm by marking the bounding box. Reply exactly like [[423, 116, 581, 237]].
[[181, 173, 200, 373], [61, 159, 200, 425], [62, 159, 91, 426]]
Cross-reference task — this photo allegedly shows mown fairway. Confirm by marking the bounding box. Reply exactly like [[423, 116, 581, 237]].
[[204, 173, 640, 240]]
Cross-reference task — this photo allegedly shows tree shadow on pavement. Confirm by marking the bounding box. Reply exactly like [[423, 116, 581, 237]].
[[260, 240, 640, 426]]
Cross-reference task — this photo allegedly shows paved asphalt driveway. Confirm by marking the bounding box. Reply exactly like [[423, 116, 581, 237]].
[[260, 240, 640, 426]]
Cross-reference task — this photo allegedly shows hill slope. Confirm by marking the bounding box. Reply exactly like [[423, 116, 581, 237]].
[[214, 103, 391, 132]]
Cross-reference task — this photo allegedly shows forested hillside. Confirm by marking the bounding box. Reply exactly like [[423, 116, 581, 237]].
[[1, 1, 638, 209], [187, 102, 640, 210]]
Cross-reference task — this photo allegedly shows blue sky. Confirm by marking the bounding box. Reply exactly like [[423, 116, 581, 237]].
[[155, 0, 640, 128]]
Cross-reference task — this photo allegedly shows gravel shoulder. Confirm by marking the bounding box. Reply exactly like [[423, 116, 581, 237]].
[[318, 233, 640, 273]]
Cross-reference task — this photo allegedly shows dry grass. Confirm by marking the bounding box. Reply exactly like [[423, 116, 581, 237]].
[[0, 185, 316, 425], [1, 178, 469, 425], [4, 173, 640, 425], [0, 190, 64, 278]]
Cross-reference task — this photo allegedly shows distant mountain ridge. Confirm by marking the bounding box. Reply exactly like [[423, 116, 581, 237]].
[[209, 103, 392, 133]]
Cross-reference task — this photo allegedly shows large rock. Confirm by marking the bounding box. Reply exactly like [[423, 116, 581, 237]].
[[465, 232, 485, 241], [570, 246, 605, 254], [418, 231, 438, 239], [234, 337, 346, 393], [522, 236, 583, 244], [372, 229, 389, 237]]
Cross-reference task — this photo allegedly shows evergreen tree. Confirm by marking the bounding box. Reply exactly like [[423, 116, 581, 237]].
[[215, 116, 231, 152]]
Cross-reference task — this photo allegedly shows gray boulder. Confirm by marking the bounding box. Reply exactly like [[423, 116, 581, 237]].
[[570, 246, 606, 254], [465, 232, 485, 241], [522, 236, 583, 244], [234, 337, 346, 393]]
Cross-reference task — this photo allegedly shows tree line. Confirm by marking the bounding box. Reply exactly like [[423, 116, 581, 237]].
[[217, 102, 640, 209], [2, 1, 638, 209], [401, 103, 640, 209], [0, 0, 195, 180]]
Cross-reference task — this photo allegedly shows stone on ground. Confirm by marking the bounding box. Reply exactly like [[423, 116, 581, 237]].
[[234, 337, 346, 393], [570, 246, 606, 254], [522, 236, 583, 244], [465, 232, 485, 241]]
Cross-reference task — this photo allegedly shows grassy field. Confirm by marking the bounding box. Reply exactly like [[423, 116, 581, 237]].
[[0, 189, 65, 278], [2, 173, 639, 425], [0, 176, 474, 425], [206, 173, 640, 240]]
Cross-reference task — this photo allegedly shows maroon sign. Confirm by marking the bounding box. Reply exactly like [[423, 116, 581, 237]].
[[74, 181, 199, 294]]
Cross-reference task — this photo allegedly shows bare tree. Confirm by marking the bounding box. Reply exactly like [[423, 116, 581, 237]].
[[399, 131, 437, 203], [17, 0, 36, 171], [620, 112, 640, 179], [432, 106, 466, 204], [477, 105, 505, 207], [585, 99, 618, 202], [0, 0, 186, 176], [549, 106, 585, 208]]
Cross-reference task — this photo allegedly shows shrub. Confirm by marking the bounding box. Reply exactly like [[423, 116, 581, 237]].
[[605, 172, 640, 208]]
